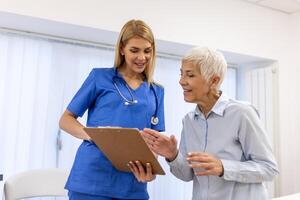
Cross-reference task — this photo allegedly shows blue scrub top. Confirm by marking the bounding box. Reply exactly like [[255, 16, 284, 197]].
[[65, 67, 165, 199]]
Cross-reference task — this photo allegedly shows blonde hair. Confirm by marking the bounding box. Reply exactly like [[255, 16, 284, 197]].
[[114, 19, 156, 83], [182, 47, 227, 87]]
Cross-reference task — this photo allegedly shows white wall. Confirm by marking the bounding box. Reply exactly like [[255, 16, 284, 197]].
[[0, 0, 300, 196], [277, 11, 300, 196], [278, 10, 300, 196], [0, 0, 294, 56]]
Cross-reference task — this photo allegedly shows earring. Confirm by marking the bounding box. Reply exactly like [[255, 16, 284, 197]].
[[211, 88, 220, 98], [215, 90, 221, 98]]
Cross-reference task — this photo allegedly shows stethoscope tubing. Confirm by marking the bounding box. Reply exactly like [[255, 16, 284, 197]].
[[112, 69, 159, 125]]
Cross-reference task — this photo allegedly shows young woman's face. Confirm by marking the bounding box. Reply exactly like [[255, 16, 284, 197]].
[[121, 36, 153, 74], [179, 61, 210, 104]]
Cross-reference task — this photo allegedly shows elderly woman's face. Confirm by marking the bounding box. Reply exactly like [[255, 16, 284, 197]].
[[179, 61, 210, 103]]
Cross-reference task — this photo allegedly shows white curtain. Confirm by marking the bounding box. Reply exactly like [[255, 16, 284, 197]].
[[243, 66, 276, 197], [244, 67, 275, 144], [0, 31, 238, 200], [0, 33, 57, 174], [0, 33, 60, 199], [221, 67, 237, 99]]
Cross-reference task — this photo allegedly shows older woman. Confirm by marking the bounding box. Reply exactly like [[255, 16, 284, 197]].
[[141, 47, 279, 200]]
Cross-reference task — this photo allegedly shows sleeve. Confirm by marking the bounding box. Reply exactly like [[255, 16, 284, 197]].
[[67, 69, 98, 117], [151, 86, 165, 132], [167, 120, 194, 182], [221, 106, 279, 183]]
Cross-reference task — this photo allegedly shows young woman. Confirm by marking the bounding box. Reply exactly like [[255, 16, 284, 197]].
[[59, 19, 165, 200]]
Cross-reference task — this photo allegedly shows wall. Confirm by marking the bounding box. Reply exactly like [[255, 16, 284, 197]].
[[0, 0, 300, 196], [277, 11, 300, 195], [0, 0, 293, 56]]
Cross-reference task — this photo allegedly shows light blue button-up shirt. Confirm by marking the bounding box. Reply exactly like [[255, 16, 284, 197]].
[[168, 93, 279, 200]]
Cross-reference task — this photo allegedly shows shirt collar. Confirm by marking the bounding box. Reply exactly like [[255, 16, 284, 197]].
[[193, 92, 230, 119]]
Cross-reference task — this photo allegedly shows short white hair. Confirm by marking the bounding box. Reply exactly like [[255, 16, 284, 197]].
[[182, 47, 227, 87]]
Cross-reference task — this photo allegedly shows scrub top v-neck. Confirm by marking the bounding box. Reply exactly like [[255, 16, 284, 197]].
[[65, 67, 165, 199]]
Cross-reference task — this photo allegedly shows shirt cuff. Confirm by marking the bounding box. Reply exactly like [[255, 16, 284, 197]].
[[221, 159, 247, 182], [166, 151, 186, 168]]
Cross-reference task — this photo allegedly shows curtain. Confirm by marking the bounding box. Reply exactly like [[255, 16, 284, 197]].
[[0, 33, 59, 199], [244, 67, 274, 143], [0, 33, 57, 174], [243, 66, 276, 197], [221, 67, 237, 99]]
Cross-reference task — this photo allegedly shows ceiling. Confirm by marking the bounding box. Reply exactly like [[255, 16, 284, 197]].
[[241, 0, 300, 14]]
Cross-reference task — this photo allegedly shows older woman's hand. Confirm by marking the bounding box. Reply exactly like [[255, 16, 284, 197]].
[[141, 128, 178, 161], [186, 152, 224, 177], [128, 161, 156, 182]]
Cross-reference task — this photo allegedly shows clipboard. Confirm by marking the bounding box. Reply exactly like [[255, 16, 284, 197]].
[[83, 127, 165, 175]]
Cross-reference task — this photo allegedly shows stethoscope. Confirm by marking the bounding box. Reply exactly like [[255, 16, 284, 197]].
[[113, 69, 159, 126]]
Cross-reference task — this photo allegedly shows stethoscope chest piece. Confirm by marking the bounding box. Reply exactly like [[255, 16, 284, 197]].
[[151, 116, 159, 125]]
